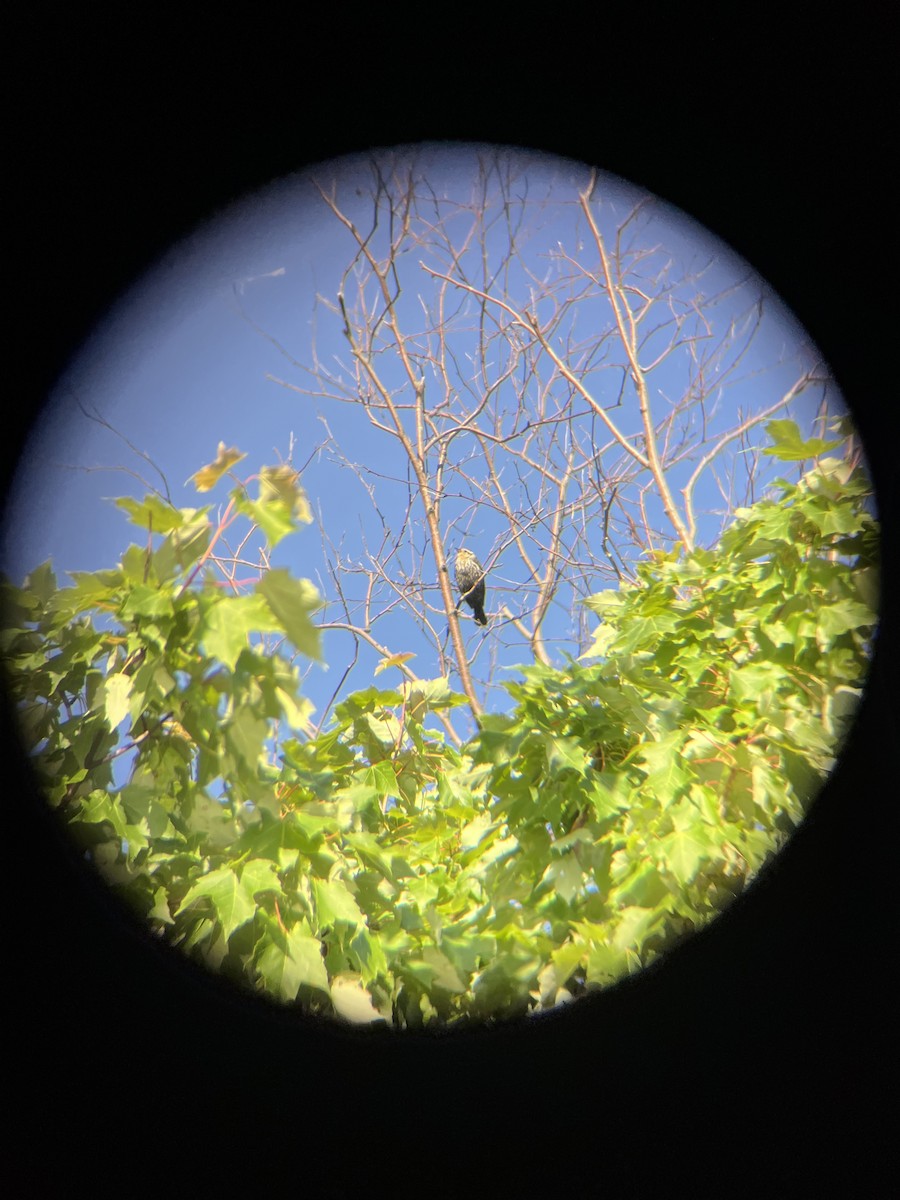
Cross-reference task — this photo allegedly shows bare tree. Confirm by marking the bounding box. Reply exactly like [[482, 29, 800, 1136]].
[[248, 149, 838, 739]]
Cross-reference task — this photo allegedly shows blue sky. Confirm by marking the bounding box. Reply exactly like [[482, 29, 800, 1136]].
[[2, 145, 849, 733]]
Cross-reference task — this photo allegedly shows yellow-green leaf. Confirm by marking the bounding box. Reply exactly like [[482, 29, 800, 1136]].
[[190, 443, 247, 492]]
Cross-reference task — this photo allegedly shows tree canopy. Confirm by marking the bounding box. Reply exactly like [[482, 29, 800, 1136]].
[[0, 420, 877, 1026]]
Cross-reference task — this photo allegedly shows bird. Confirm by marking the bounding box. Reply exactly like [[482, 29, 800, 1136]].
[[454, 547, 487, 626]]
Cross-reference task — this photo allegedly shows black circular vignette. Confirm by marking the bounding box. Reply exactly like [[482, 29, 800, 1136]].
[[5, 9, 894, 1197]]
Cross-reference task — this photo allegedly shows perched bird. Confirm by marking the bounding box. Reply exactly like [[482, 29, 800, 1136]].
[[454, 547, 487, 626]]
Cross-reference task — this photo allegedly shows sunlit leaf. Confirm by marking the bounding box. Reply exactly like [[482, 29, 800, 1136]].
[[257, 568, 322, 659], [200, 593, 282, 669], [313, 878, 365, 930], [762, 419, 841, 462], [100, 673, 132, 729], [257, 928, 329, 1000], [375, 652, 416, 676], [189, 443, 247, 492], [179, 866, 256, 939]]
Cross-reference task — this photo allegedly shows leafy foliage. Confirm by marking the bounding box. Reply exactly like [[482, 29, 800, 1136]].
[[1, 423, 877, 1026]]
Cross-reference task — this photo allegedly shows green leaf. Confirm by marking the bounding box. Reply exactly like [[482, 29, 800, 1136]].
[[816, 598, 877, 646], [100, 673, 132, 729], [579, 622, 617, 660], [166, 513, 212, 571], [148, 886, 175, 926], [636, 735, 691, 798], [257, 927, 329, 1000], [179, 866, 256, 939], [240, 859, 281, 899], [233, 467, 313, 548], [551, 941, 587, 987], [121, 585, 174, 620], [541, 853, 582, 904], [333, 782, 380, 814], [421, 947, 466, 993], [355, 711, 402, 749], [190, 443, 247, 493], [259, 465, 313, 522], [459, 813, 496, 852], [349, 925, 388, 984], [728, 662, 783, 705], [22, 561, 58, 604], [275, 684, 315, 733], [223, 707, 270, 771], [77, 790, 127, 839], [257, 569, 321, 659], [545, 735, 586, 776], [587, 773, 634, 820], [610, 861, 669, 908], [200, 594, 281, 669], [344, 832, 394, 880], [114, 494, 185, 533], [441, 933, 497, 977], [183, 791, 240, 848], [612, 906, 664, 955], [313, 878, 365, 930], [360, 761, 400, 805], [656, 827, 709, 886], [762, 419, 842, 461]]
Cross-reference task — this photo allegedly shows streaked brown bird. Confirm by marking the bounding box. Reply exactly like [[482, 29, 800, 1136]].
[[454, 547, 487, 626]]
